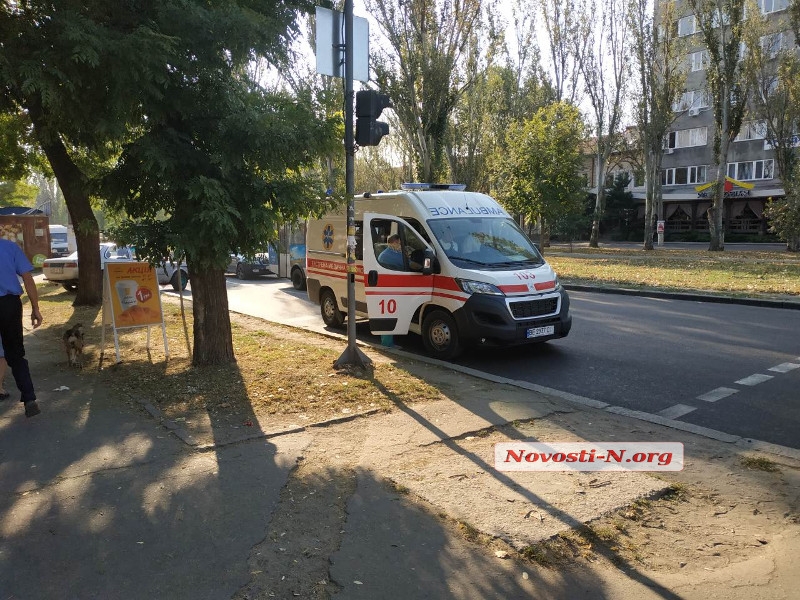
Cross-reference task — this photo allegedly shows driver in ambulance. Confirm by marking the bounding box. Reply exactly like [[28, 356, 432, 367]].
[[378, 234, 405, 270]]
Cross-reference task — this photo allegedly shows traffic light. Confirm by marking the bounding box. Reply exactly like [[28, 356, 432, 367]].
[[355, 90, 391, 146]]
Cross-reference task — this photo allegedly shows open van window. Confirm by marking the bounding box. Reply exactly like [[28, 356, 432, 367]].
[[429, 217, 544, 268], [371, 218, 428, 272]]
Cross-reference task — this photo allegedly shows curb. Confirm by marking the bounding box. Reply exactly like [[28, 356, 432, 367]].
[[159, 291, 800, 461], [564, 284, 800, 310]]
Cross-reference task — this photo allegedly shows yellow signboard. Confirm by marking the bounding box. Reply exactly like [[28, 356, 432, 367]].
[[105, 262, 164, 327], [101, 261, 169, 365]]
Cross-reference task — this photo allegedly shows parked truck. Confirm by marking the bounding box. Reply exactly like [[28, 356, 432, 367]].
[[49, 224, 71, 257]]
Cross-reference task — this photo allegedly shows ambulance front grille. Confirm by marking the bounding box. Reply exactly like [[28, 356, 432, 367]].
[[508, 297, 559, 319]]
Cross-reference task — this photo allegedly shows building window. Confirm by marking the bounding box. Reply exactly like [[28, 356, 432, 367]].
[[666, 206, 692, 231], [727, 159, 774, 180], [729, 206, 761, 233], [673, 89, 709, 111], [710, 9, 730, 28], [677, 15, 696, 37], [759, 32, 789, 58], [661, 165, 707, 186], [689, 51, 709, 71], [666, 127, 708, 149], [735, 121, 767, 141], [759, 0, 788, 15]]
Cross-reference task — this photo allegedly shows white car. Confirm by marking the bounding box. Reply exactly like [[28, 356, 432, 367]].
[[42, 243, 189, 292]]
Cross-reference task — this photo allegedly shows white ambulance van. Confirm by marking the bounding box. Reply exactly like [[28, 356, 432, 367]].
[[306, 184, 572, 359]]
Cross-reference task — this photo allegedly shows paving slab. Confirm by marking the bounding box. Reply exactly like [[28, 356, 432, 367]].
[[0, 349, 311, 600]]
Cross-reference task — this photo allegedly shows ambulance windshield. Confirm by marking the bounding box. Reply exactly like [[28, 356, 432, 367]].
[[429, 217, 544, 268]]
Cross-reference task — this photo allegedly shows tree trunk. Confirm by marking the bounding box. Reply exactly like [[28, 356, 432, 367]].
[[708, 167, 726, 251], [590, 186, 605, 248], [27, 99, 102, 305], [643, 149, 662, 251], [643, 174, 655, 251], [189, 265, 235, 366], [539, 216, 546, 253]]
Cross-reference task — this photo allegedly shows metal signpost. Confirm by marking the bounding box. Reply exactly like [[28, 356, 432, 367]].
[[317, 2, 372, 369]]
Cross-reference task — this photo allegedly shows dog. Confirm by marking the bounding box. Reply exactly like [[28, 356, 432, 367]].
[[63, 323, 85, 367]]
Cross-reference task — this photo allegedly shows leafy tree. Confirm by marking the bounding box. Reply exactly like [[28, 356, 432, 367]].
[[537, 0, 581, 104], [574, 0, 631, 248], [746, 5, 800, 251], [2, 0, 338, 365], [603, 172, 636, 237], [103, 72, 338, 368], [628, 0, 684, 249], [0, 178, 38, 207], [688, 0, 751, 251], [366, 0, 484, 182], [497, 102, 586, 248]]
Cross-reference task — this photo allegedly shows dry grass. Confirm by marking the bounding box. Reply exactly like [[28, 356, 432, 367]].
[[546, 248, 800, 297], [35, 282, 445, 425]]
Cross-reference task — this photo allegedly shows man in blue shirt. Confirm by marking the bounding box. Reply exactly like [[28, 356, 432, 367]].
[[0, 239, 43, 417], [378, 234, 405, 270]]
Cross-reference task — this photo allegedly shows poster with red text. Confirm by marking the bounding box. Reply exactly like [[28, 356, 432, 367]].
[[105, 262, 163, 328]]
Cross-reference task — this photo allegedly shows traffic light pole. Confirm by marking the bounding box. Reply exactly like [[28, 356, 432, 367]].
[[334, 0, 372, 370]]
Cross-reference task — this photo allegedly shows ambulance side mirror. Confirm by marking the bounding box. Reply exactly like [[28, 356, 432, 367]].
[[368, 270, 378, 286], [422, 249, 435, 275]]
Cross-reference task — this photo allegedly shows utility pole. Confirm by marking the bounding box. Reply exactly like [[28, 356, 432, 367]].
[[334, 0, 372, 370]]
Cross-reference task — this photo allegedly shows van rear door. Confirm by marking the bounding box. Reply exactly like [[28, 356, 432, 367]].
[[363, 213, 433, 335]]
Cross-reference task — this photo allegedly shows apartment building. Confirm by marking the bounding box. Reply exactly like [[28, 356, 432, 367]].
[[659, 0, 795, 235]]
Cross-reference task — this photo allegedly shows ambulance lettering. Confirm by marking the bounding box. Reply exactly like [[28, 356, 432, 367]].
[[429, 206, 507, 217]]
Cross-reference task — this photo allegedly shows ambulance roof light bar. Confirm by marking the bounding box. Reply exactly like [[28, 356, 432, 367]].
[[400, 183, 467, 191]]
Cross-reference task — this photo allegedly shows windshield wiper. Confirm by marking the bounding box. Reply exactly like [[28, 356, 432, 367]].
[[448, 256, 489, 267], [491, 259, 544, 268]]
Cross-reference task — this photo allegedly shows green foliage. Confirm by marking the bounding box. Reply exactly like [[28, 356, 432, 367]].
[[104, 80, 339, 270], [765, 191, 800, 250], [497, 101, 586, 226], [0, 112, 47, 180], [368, 0, 483, 182], [0, 179, 39, 207]]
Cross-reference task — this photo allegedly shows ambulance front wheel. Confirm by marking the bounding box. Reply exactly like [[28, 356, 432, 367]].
[[422, 310, 462, 360], [320, 289, 345, 328]]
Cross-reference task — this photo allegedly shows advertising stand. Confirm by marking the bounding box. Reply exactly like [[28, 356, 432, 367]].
[[100, 262, 169, 365]]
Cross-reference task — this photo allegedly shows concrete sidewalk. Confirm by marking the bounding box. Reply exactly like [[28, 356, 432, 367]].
[[0, 329, 662, 599], [2, 298, 799, 599]]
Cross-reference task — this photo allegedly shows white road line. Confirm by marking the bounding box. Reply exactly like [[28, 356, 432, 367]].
[[697, 387, 739, 402], [657, 404, 697, 419], [768, 362, 800, 374], [735, 373, 774, 386]]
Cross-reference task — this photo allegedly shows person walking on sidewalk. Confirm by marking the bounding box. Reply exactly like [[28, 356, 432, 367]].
[[0, 239, 43, 417], [0, 335, 10, 400]]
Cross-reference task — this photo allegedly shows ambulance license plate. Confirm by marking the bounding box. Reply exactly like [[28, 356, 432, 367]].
[[526, 325, 554, 339]]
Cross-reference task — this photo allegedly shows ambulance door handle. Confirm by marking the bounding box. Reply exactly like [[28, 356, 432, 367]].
[[368, 270, 378, 287]]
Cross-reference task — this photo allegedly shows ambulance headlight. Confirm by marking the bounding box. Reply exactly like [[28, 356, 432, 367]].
[[456, 279, 504, 296], [554, 275, 562, 291]]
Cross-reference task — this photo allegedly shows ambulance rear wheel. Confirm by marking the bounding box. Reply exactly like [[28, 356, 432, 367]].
[[422, 310, 462, 360], [320, 289, 345, 328]]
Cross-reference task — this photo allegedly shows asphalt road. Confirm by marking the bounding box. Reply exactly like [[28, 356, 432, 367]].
[[221, 276, 800, 450], [454, 291, 800, 450]]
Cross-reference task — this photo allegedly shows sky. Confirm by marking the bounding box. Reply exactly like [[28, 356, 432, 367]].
[[305, 1, 548, 87]]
